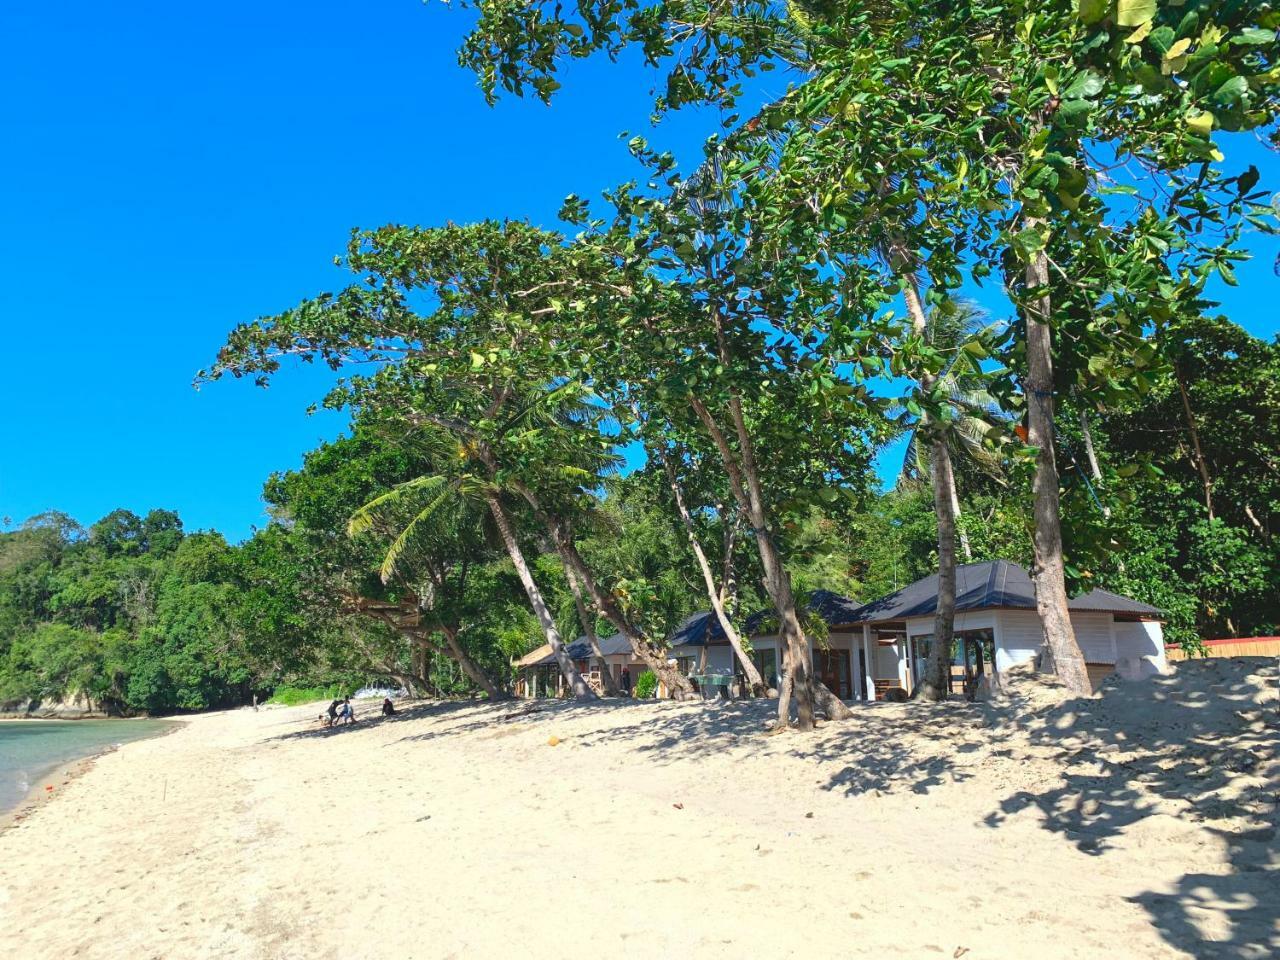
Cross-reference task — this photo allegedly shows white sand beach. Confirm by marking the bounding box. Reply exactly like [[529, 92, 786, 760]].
[[1, 659, 1275, 960]]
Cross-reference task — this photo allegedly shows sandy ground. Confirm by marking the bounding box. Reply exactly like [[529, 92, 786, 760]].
[[0, 659, 1275, 960]]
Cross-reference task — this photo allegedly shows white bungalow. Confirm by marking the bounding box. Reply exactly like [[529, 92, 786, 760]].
[[514, 632, 647, 698], [667, 561, 1166, 700], [667, 589, 867, 699], [841, 560, 1168, 697]]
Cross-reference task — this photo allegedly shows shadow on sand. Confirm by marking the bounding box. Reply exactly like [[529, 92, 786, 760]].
[[982, 658, 1278, 960], [263, 660, 1277, 957]]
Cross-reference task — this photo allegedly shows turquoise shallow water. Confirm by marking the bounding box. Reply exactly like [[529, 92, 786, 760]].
[[0, 719, 177, 815]]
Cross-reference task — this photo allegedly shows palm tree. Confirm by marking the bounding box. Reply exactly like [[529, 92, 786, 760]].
[[897, 300, 1008, 562], [347, 440, 599, 702]]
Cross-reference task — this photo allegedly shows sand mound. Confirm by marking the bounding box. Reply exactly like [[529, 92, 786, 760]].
[[978, 658, 1074, 715]]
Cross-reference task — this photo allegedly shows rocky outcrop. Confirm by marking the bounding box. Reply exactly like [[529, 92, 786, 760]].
[[0, 693, 113, 719]]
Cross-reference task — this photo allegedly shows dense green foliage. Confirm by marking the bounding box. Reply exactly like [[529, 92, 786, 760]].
[[4, 310, 1276, 710], [0, 510, 262, 712]]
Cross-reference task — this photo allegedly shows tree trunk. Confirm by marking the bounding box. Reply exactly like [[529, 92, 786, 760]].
[[657, 445, 766, 696], [553, 538, 694, 700], [439, 625, 509, 700], [502, 475, 694, 701], [895, 255, 960, 702], [918, 438, 958, 701], [486, 493, 595, 701], [1023, 245, 1091, 696], [1076, 396, 1103, 482], [1174, 362, 1214, 521], [692, 396, 818, 729], [1073, 390, 1111, 521], [563, 562, 621, 696], [947, 445, 972, 562]]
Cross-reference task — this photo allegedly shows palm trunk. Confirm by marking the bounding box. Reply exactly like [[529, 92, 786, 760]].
[[1023, 244, 1091, 695], [948, 464, 972, 561], [894, 255, 960, 700], [919, 439, 958, 700], [657, 445, 766, 696], [439, 625, 509, 700], [563, 563, 620, 696], [486, 493, 595, 701]]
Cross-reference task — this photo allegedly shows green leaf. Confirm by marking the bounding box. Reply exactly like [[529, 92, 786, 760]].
[[1063, 70, 1104, 99], [1212, 76, 1249, 106], [1185, 109, 1215, 133], [1056, 99, 1095, 125], [1116, 0, 1158, 28], [1076, 0, 1109, 24], [1232, 27, 1276, 46]]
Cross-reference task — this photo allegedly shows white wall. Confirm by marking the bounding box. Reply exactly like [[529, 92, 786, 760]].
[[905, 610, 996, 639], [994, 610, 1043, 671], [667, 644, 733, 672], [1073, 611, 1116, 663], [704, 645, 735, 673], [1113, 620, 1167, 678], [907, 609, 1112, 672]]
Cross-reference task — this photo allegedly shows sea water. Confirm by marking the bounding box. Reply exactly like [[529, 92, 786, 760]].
[[0, 719, 176, 815]]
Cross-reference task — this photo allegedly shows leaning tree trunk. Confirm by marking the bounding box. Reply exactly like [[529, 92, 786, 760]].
[[691, 395, 849, 729], [695, 294, 852, 726], [734, 421, 854, 722], [439, 625, 510, 700], [486, 494, 595, 701], [657, 446, 766, 696], [554, 539, 694, 700], [503, 475, 695, 701], [563, 563, 620, 696], [1024, 244, 1091, 696]]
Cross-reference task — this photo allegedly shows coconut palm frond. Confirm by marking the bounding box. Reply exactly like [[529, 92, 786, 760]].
[[347, 474, 450, 538], [953, 417, 1006, 481], [377, 482, 459, 584]]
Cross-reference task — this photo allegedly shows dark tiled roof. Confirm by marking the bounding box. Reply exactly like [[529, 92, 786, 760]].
[[667, 610, 723, 647], [523, 632, 633, 667], [668, 589, 862, 646], [840, 560, 1163, 624], [1068, 587, 1165, 616]]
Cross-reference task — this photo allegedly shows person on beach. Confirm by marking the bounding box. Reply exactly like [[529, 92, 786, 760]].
[[327, 698, 342, 727], [621, 668, 632, 696], [381, 697, 396, 717], [341, 698, 356, 724]]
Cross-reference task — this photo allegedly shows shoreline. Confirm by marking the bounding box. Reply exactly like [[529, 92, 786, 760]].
[[0, 717, 188, 833]]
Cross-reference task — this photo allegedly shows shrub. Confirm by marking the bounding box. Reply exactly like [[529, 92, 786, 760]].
[[266, 684, 342, 706], [633, 670, 657, 699]]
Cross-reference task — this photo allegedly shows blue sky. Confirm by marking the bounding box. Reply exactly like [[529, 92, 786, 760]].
[[1, 2, 1277, 543]]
